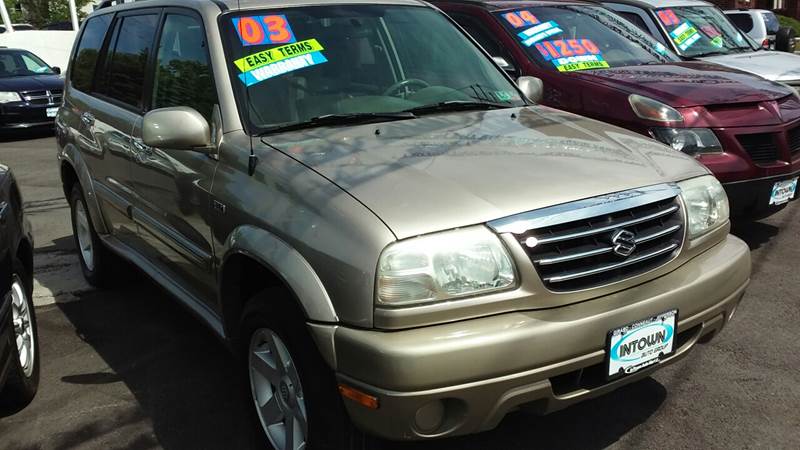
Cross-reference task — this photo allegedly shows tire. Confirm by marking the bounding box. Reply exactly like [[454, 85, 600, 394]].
[[776, 27, 796, 53], [240, 289, 373, 450], [0, 262, 39, 412], [69, 184, 128, 287]]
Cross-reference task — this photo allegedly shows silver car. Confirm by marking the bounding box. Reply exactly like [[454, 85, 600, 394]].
[[57, 0, 751, 448]]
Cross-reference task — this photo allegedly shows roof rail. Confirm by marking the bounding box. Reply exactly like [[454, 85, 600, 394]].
[[96, 0, 141, 10]]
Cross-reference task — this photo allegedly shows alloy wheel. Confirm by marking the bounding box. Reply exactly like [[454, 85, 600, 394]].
[[74, 199, 94, 271], [249, 328, 308, 450], [11, 276, 35, 378]]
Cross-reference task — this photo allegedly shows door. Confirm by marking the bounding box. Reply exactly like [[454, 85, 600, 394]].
[[66, 11, 161, 244], [128, 10, 220, 308]]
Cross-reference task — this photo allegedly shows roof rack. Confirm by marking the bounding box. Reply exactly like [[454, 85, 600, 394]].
[[97, 0, 145, 10]]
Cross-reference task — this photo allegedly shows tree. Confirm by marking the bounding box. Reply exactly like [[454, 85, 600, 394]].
[[4, 0, 95, 28]]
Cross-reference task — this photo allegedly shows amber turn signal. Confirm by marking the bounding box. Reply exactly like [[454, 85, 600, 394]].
[[338, 384, 379, 409]]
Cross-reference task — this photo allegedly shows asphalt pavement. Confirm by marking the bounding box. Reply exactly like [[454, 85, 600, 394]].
[[0, 132, 798, 450]]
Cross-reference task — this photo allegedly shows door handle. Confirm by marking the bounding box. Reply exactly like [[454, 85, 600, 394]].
[[80, 112, 95, 128]]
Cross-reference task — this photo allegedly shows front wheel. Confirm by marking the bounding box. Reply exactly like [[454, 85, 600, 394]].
[[241, 291, 372, 450], [0, 264, 39, 411]]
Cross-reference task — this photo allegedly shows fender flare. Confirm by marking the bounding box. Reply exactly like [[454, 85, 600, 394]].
[[58, 142, 109, 234], [221, 225, 339, 323]]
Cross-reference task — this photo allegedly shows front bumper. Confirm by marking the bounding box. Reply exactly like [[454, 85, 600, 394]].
[[723, 171, 800, 219], [0, 102, 57, 129], [330, 235, 750, 440]]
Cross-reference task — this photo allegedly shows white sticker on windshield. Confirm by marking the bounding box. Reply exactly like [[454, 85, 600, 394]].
[[517, 20, 563, 46]]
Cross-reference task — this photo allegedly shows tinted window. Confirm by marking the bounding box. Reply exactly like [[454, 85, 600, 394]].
[[102, 14, 158, 108], [152, 14, 217, 120], [727, 13, 754, 33], [618, 12, 649, 32], [451, 14, 506, 57], [762, 12, 779, 34], [71, 15, 112, 92], [654, 7, 754, 57], [0, 51, 54, 77]]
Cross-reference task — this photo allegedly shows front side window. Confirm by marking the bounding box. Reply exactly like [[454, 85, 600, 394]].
[[653, 7, 755, 57], [152, 14, 217, 120], [221, 5, 525, 133], [0, 51, 55, 77], [101, 14, 158, 108], [71, 14, 112, 92], [495, 6, 678, 73]]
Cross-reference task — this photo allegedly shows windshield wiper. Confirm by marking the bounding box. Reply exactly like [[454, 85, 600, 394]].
[[258, 112, 416, 135], [403, 100, 510, 116]]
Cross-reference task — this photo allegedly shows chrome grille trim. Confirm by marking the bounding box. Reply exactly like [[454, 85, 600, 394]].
[[544, 243, 679, 283], [535, 205, 679, 245], [20, 89, 63, 106], [489, 184, 685, 292]]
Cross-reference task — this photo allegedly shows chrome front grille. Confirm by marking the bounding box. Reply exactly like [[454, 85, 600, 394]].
[[20, 89, 63, 106], [489, 184, 684, 292]]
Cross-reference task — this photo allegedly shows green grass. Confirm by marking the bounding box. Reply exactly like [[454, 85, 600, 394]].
[[778, 15, 800, 35]]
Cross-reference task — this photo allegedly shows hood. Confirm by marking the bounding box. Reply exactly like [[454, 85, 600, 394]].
[[701, 50, 800, 83], [568, 62, 790, 107], [260, 107, 707, 239], [0, 74, 63, 92]]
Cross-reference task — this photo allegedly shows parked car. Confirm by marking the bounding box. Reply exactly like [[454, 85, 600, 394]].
[[58, 0, 750, 448], [724, 9, 781, 50], [0, 164, 37, 411], [436, 0, 800, 218], [0, 48, 63, 130], [603, 0, 800, 88]]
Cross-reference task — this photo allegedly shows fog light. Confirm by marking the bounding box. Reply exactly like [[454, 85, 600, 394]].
[[414, 400, 445, 433]]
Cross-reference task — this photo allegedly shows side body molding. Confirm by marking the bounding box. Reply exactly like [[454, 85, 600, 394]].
[[58, 141, 110, 234], [222, 225, 339, 323]]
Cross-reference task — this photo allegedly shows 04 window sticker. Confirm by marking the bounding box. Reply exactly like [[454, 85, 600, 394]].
[[536, 39, 610, 72], [232, 15, 329, 87]]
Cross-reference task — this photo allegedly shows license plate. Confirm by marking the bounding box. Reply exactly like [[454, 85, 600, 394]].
[[769, 178, 798, 206], [607, 310, 677, 379], [46, 107, 58, 118]]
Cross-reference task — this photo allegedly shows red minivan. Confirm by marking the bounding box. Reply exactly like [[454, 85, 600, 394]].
[[434, 0, 800, 219]]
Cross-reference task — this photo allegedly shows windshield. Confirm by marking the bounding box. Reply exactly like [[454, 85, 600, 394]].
[[0, 51, 55, 78], [495, 6, 678, 73], [222, 5, 525, 133], [654, 6, 755, 57]]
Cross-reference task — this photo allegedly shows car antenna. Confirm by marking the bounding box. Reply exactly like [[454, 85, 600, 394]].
[[236, 0, 258, 176]]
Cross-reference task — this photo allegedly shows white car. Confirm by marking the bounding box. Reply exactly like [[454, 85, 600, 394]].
[[725, 9, 780, 50], [604, 0, 800, 88]]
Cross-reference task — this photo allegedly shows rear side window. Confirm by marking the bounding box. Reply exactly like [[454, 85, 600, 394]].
[[101, 14, 158, 108], [71, 15, 112, 92], [762, 12, 779, 34], [727, 13, 754, 33]]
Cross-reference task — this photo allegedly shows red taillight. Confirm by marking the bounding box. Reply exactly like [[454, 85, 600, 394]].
[[762, 38, 770, 49]]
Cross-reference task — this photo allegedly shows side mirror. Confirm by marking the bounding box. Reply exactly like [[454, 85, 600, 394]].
[[51, 66, 61, 74], [143, 106, 212, 151], [517, 76, 544, 103]]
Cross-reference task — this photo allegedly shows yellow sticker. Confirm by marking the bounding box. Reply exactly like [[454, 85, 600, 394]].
[[234, 38, 324, 73], [556, 60, 610, 72]]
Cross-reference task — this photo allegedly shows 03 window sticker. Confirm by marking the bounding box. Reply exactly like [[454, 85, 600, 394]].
[[232, 16, 329, 87], [536, 39, 610, 72]]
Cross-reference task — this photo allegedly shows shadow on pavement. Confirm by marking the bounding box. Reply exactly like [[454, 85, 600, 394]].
[[0, 128, 55, 143], [730, 220, 780, 251], [44, 280, 667, 450]]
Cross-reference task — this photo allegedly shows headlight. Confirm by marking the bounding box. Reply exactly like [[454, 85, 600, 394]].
[[0, 91, 21, 103], [377, 226, 517, 306], [651, 128, 723, 156], [678, 176, 729, 239], [629, 94, 684, 122]]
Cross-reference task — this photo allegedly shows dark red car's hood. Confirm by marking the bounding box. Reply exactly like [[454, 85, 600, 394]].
[[569, 62, 791, 107]]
